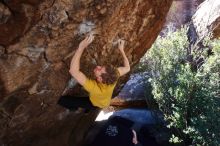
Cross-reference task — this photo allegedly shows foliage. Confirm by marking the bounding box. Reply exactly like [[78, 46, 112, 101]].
[[138, 27, 220, 145]]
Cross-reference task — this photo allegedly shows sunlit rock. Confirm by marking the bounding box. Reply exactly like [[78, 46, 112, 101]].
[[192, 0, 220, 39]]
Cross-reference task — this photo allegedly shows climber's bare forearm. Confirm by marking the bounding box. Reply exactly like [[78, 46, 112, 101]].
[[69, 47, 84, 73], [120, 50, 130, 69], [69, 35, 94, 85], [117, 39, 130, 76], [69, 47, 87, 85], [118, 49, 130, 76]]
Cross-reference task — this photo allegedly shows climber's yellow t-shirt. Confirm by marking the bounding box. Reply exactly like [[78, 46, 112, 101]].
[[83, 79, 117, 108]]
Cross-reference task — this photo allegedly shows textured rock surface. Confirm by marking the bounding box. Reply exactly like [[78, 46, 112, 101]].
[[0, 0, 173, 145], [0, 2, 11, 24], [192, 0, 220, 39]]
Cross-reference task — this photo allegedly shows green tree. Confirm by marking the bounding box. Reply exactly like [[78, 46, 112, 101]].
[[139, 27, 220, 145]]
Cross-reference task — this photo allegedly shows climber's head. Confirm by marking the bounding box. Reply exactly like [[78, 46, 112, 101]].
[[93, 64, 118, 85]]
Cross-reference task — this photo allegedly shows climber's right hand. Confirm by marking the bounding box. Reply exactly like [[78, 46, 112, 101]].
[[79, 34, 94, 49]]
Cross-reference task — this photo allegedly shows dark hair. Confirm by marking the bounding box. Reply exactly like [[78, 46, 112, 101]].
[[101, 64, 119, 85]]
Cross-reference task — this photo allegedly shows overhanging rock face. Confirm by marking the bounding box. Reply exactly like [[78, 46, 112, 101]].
[[192, 0, 220, 39], [0, 0, 173, 145]]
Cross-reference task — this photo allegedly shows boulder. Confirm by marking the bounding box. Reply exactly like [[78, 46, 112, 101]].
[[192, 0, 220, 39], [0, 0, 173, 146]]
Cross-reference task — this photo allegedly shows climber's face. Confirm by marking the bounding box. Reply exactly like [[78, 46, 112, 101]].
[[94, 66, 106, 82]]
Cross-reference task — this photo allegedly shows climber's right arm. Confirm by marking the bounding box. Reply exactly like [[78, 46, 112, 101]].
[[69, 35, 94, 86]]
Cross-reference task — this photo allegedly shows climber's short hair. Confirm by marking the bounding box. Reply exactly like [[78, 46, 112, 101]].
[[101, 64, 119, 85]]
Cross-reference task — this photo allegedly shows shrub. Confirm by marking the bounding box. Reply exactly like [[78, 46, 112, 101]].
[[138, 27, 220, 145]]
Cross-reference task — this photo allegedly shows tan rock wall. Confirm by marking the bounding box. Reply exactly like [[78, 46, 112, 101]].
[[0, 0, 173, 145]]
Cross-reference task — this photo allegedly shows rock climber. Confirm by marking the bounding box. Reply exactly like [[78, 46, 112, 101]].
[[58, 34, 130, 111]]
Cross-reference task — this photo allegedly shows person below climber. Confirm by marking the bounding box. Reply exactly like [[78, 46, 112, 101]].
[[58, 34, 130, 111], [86, 115, 161, 146]]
